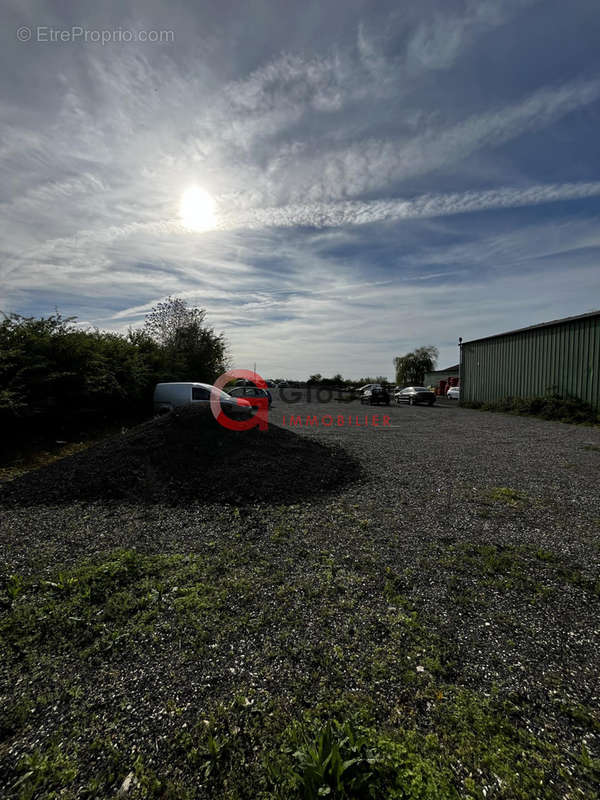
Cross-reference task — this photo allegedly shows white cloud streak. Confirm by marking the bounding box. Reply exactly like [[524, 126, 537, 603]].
[[221, 181, 600, 230]]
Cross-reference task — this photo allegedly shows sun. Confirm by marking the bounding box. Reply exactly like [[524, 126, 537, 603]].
[[180, 186, 217, 232]]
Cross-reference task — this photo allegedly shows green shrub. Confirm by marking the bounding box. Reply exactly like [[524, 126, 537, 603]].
[[0, 305, 228, 448], [267, 716, 455, 799], [463, 392, 598, 424]]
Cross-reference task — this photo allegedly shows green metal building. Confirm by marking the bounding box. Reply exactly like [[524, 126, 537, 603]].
[[460, 310, 600, 410]]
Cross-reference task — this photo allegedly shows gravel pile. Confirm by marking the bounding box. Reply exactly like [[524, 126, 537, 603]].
[[0, 404, 362, 506]]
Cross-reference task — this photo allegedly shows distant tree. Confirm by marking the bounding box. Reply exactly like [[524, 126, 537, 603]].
[[394, 346, 439, 386], [307, 373, 348, 386], [357, 375, 389, 385]]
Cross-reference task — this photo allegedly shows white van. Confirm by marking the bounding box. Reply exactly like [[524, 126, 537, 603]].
[[153, 382, 251, 416]]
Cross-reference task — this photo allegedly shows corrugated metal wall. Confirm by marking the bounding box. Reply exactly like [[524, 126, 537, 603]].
[[461, 313, 600, 409]]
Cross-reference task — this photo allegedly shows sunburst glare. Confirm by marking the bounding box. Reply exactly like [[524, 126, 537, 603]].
[[180, 186, 217, 232]]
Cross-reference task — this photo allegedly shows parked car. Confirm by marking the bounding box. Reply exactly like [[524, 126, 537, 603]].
[[360, 385, 390, 405], [153, 382, 252, 416], [228, 385, 272, 407], [447, 386, 460, 400], [394, 386, 436, 406], [358, 383, 382, 400]]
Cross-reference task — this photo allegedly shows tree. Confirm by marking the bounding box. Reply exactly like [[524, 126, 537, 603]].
[[144, 296, 205, 347], [143, 297, 228, 382], [170, 319, 228, 383], [394, 346, 439, 386]]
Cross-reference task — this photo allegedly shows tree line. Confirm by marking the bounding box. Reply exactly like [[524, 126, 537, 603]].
[[306, 374, 390, 386], [307, 347, 439, 388], [0, 297, 228, 444]]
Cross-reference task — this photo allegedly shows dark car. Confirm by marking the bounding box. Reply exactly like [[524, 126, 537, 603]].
[[394, 386, 436, 406], [228, 386, 272, 407], [360, 385, 390, 405]]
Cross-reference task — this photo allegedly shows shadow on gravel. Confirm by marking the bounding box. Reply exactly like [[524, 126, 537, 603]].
[[0, 406, 362, 507]]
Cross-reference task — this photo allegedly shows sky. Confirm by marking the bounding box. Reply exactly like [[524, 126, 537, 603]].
[[1, 0, 600, 380]]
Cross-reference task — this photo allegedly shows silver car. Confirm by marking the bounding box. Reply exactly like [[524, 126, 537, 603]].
[[228, 385, 272, 407]]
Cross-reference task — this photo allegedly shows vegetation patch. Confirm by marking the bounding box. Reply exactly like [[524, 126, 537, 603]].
[[265, 688, 596, 800], [485, 486, 529, 507], [0, 441, 96, 483], [0, 301, 229, 452], [462, 392, 599, 425], [1, 545, 598, 799], [438, 541, 600, 599]]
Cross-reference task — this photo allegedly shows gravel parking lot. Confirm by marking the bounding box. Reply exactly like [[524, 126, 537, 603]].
[[1, 396, 599, 798]]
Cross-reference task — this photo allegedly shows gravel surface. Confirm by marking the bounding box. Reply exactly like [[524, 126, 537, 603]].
[[0, 395, 599, 798]]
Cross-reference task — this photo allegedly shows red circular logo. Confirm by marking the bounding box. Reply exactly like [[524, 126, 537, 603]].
[[211, 369, 269, 431]]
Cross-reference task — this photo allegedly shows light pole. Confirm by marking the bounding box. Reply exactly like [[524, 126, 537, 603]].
[[458, 337, 463, 393]]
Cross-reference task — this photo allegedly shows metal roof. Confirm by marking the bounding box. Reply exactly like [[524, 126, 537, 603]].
[[462, 309, 600, 345], [427, 365, 460, 373]]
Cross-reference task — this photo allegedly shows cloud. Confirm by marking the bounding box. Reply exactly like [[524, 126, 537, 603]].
[[262, 76, 600, 203], [405, 0, 540, 72], [220, 180, 600, 230]]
